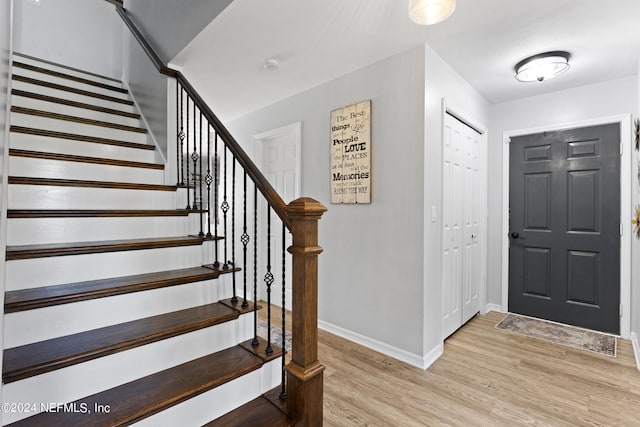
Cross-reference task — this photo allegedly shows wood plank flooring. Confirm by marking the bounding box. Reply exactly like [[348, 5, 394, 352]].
[[262, 307, 640, 426]]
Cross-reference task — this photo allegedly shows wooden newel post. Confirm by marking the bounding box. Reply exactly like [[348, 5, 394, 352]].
[[284, 197, 327, 426]]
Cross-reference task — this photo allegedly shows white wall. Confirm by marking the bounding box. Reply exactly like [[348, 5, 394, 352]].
[[487, 76, 639, 309], [13, 0, 122, 79], [0, 0, 12, 419], [423, 45, 490, 356], [225, 47, 427, 359], [125, 0, 233, 64]]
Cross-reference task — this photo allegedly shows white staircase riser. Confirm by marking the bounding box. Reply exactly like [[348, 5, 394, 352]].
[[6, 244, 216, 290], [9, 157, 163, 186], [12, 95, 141, 127], [9, 132, 157, 164], [9, 185, 178, 210], [2, 315, 256, 424], [5, 216, 202, 246], [11, 113, 147, 145], [13, 55, 124, 88], [134, 360, 282, 427], [11, 80, 136, 113], [13, 68, 129, 100]]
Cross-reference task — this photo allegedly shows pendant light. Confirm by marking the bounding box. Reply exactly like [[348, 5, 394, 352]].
[[409, 0, 456, 25], [514, 51, 571, 82]]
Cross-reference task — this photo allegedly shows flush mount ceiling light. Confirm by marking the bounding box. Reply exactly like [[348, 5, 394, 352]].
[[514, 51, 571, 82], [263, 58, 279, 72], [409, 0, 456, 25]]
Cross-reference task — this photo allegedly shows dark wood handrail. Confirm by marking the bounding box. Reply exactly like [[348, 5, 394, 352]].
[[113, 6, 291, 230]]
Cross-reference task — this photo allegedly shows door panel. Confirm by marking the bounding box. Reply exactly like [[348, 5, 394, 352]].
[[509, 123, 620, 334], [443, 113, 481, 338]]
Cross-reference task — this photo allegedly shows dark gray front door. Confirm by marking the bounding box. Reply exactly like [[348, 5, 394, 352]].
[[509, 123, 620, 334]]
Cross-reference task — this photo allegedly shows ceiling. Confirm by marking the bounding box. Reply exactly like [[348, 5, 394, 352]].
[[171, 0, 640, 122]]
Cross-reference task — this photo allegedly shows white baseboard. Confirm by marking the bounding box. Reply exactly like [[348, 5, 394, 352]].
[[484, 303, 504, 314], [631, 332, 640, 371], [318, 320, 443, 370]]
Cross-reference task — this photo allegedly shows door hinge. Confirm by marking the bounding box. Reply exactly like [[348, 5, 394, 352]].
[[620, 223, 623, 236], [620, 303, 623, 317]]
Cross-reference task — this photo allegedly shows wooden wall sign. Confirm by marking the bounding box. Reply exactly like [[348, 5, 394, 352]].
[[330, 100, 371, 204]]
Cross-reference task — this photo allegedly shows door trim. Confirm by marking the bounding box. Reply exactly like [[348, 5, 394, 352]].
[[440, 98, 488, 340], [501, 114, 632, 338]]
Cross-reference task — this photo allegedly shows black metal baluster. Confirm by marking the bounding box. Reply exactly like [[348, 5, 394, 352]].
[[221, 145, 230, 270], [198, 112, 204, 236], [230, 157, 237, 302], [175, 83, 182, 186], [241, 171, 249, 308], [192, 103, 199, 209], [279, 223, 287, 401], [185, 97, 191, 210], [179, 87, 185, 186], [264, 204, 274, 355], [213, 132, 220, 268], [205, 125, 213, 238], [252, 186, 259, 347]]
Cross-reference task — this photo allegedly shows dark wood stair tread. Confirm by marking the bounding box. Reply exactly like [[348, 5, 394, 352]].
[[7, 209, 203, 218], [3, 303, 239, 383], [7, 342, 281, 426], [12, 74, 133, 105], [204, 393, 290, 427], [8, 176, 176, 191], [13, 52, 122, 84], [10, 126, 155, 151], [9, 149, 163, 170], [12, 89, 140, 119], [11, 106, 147, 134], [13, 61, 128, 93], [5, 266, 223, 313], [5, 236, 213, 260]]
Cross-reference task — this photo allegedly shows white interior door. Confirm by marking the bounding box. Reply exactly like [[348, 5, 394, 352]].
[[253, 122, 301, 310], [442, 112, 482, 338]]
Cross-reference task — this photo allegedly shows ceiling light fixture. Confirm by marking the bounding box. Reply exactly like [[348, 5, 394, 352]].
[[263, 59, 279, 72], [514, 51, 571, 82], [408, 0, 456, 25]]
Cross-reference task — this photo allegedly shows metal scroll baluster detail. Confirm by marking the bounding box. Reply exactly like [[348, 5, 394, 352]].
[[264, 203, 274, 355], [185, 97, 190, 210], [241, 171, 249, 308], [279, 223, 287, 401], [230, 158, 237, 303], [198, 112, 204, 236], [205, 126, 213, 238], [213, 132, 219, 268], [176, 84, 184, 186], [221, 146, 230, 270], [252, 186, 259, 347], [191, 103, 199, 210]]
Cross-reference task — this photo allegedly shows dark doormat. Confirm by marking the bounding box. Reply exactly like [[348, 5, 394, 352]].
[[496, 313, 616, 357]]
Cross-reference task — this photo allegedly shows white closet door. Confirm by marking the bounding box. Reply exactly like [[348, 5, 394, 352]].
[[442, 113, 481, 339]]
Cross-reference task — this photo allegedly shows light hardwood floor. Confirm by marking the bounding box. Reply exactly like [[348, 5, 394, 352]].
[[262, 307, 640, 426], [322, 312, 639, 426]]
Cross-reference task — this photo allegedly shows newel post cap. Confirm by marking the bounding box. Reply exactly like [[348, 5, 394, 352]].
[[285, 197, 327, 221]]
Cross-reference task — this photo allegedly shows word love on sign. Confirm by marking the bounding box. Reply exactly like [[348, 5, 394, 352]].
[[330, 100, 371, 204]]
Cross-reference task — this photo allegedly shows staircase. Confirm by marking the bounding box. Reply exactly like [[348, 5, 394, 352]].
[[2, 54, 290, 426]]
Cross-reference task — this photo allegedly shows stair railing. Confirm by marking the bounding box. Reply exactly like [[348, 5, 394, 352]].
[[112, 4, 325, 425]]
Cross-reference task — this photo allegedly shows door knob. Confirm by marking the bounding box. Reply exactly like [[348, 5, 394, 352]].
[[510, 232, 520, 239]]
